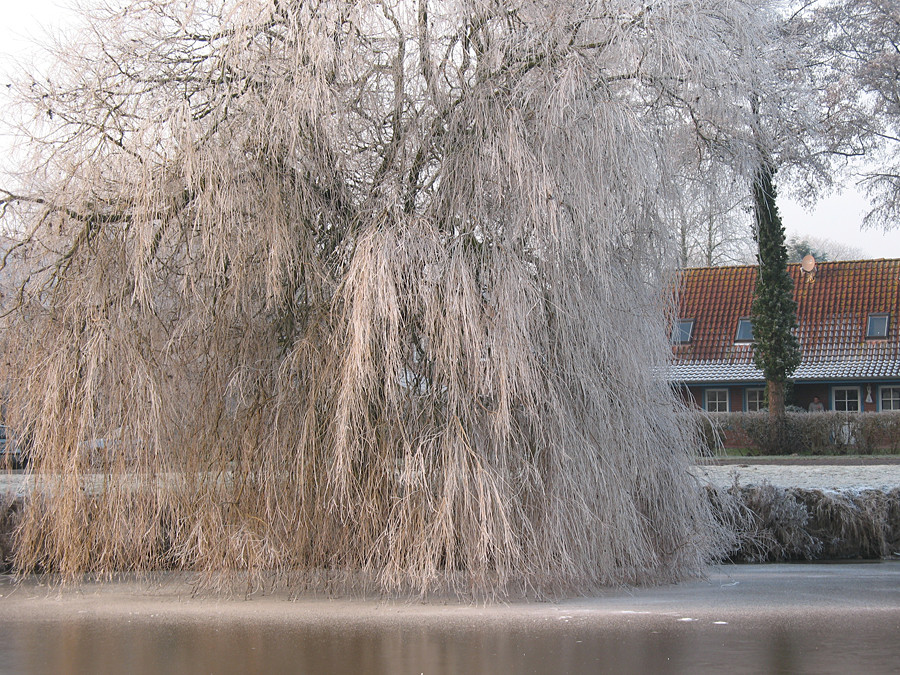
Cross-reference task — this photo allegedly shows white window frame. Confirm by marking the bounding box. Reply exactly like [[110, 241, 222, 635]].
[[745, 388, 766, 412], [706, 389, 729, 413], [832, 386, 861, 412], [879, 386, 900, 412]]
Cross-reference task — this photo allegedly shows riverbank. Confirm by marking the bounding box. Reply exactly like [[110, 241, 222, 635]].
[[3, 461, 900, 572], [690, 461, 900, 562]]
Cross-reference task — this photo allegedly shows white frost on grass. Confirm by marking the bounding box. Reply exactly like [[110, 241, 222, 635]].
[[697, 465, 900, 491]]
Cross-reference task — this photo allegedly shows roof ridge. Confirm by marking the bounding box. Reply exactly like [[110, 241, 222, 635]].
[[806, 258, 900, 266], [681, 258, 900, 272], [679, 264, 756, 272]]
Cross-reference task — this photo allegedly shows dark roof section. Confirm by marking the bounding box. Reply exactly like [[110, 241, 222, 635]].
[[671, 259, 900, 383]]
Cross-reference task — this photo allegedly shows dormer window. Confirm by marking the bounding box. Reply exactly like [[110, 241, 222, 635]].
[[866, 313, 889, 339], [735, 318, 754, 343], [674, 319, 694, 344]]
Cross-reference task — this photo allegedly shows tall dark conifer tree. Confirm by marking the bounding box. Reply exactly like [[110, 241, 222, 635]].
[[751, 162, 801, 421]]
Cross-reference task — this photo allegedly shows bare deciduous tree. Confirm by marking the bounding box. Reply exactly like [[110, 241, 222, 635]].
[[796, 0, 900, 228], [668, 2, 836, 272], [673, 162, 756, 268], [0, 0, 777, 596]]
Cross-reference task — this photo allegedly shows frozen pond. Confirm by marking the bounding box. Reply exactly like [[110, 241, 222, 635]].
[[1, 564, 899, 674]]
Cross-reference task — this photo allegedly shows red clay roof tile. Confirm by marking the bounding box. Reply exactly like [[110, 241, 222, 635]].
[[673, 259, 900, 377]]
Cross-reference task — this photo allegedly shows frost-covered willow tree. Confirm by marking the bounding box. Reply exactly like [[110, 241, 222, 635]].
[[0, 0, 772, 595]]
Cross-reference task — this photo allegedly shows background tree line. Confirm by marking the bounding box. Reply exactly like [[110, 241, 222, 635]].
[[674, 0, 900, 269]]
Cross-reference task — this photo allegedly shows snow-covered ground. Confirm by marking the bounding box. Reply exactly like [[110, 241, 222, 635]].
[[3, 465, 900, 497], [694, 464, 900, 492]]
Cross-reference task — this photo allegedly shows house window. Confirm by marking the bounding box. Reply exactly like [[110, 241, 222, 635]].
[[673, 319, 695, 344], [706, 389, 729, 413], [880, 386, 900, 411], [866, 313, 890, 339], [745, 388, 766, 412], [735, 318, 754, 343], [833, 387, 861, 412]]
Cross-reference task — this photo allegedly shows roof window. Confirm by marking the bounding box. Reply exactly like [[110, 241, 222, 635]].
[[735, 318, 754, 343], [673, 319, 694, 344], [866, 313, 890, 339]]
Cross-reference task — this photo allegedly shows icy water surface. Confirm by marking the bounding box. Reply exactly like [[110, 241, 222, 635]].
[[1, 564, 898, 674], [2, 614, 900, 674]]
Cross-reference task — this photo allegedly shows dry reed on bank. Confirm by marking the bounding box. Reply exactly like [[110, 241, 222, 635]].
[[0, 496, 22, 573], [0, 0, 779, 597], [713, 483, 900, 563]]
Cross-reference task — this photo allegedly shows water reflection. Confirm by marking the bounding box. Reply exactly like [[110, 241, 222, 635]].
[[2, 617, 899, 674]]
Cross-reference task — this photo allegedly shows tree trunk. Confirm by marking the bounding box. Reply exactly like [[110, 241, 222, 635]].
[[767, 378, 787, 454], [767, 379, 785, 421]]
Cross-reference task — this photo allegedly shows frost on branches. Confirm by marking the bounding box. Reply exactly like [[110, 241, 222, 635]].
[[0, 0, 773, 596]]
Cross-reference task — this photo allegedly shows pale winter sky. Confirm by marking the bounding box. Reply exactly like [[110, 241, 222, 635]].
[[3, 0, 900, 259]]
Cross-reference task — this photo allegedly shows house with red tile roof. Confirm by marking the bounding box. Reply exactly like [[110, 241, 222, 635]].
[[671, 258, 900, 413]]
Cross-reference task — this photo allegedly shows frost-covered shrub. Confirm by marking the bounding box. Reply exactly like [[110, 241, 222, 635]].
[[711, 483, 900, 562], [697, 412, 900, 455], [0, 497, 22, 574]]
